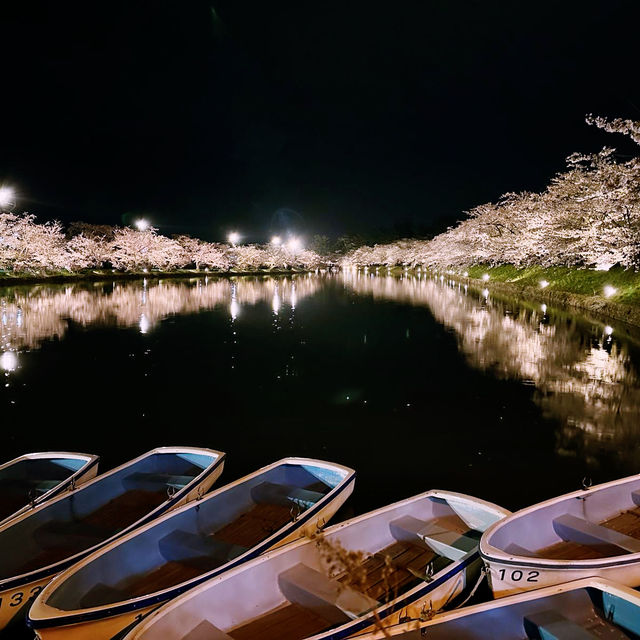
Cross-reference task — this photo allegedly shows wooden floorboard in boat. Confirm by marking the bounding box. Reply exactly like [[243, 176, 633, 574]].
[[229, 602, 331, 640], [125, 561, 206, 599], [538, 506, 640, 560], [214, 503, 293, 548], [338, 541, 436, 603], [83, 489, 167, 533]]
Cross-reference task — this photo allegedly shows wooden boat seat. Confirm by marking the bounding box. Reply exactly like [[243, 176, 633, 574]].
[[250, 482, 324, 510], [123, 473, 193, 492], [523, 610, 598, 639], [182, 620, 233, 640], [552, 514, 640, 554], [158, 530, 248, 567], [389, 515, 479, 561], [278, 563, 379, 625]]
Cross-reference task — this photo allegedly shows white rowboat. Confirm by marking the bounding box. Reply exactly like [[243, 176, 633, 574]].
[[120, 490, 509, 640], [352, 577, 640, 639], [0, 452, 99, 526], [480, 472, 640, 597], [29, 457, 355, 640], [0, 446, 224, 632]]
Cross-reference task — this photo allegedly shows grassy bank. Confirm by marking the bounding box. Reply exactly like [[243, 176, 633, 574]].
[[462, 265, 640, 305]]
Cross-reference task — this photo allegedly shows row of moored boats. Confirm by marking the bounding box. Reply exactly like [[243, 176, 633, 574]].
[[1, 449, 640, 638]]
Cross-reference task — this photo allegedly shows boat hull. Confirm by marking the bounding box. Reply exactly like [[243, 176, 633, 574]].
[[484, 556, 640, 597], [0, 575, 52, 631]]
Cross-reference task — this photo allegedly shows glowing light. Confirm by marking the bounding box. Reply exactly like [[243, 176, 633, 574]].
[[139, 314, 150, 334], [604, 285, 617, 298], [463, 271, 469, 277], [0, 352, 17, 372], [272, 291, 280, 314], [0, 186, 15, 209], [604, 325, 613, 335], [287, 237, 302, 252], [482, 274, 490, 282], [541, 304, 547, 313], [271, 236, 281, 246], [228, 232, 240, 245], [540, 280, 549, 288], [482, 288, 489, 299], [134, 219, 150, 231]]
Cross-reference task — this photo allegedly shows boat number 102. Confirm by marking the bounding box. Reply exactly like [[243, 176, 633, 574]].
[[497, 569, 539, 582]]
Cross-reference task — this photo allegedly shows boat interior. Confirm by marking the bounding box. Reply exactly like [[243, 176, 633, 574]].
[[156, 495, 493, 640], [0, 456, 87, 522], [405, 586, 640, 639], [489, 482, 640, 562], [46, 462, 346, 611], [0, 451, 213, 581]]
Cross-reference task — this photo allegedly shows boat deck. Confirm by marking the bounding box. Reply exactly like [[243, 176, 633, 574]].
[[538, 506, 640, 560], [228, 540, 437, 640], [120, 502, 294, 599]]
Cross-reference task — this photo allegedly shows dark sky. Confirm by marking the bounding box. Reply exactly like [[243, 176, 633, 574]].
[[3, 1, 640, 241]]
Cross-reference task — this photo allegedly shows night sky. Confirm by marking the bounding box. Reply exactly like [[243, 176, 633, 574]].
[[3, 1, 640, 241]]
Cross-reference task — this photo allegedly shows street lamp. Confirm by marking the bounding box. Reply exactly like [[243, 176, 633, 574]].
[[0, 186, 15, 211], [287, 237, 302, 252], [135, 218, 151, 231], [271, 236, 282, 246], [228, 231, 240, 246]]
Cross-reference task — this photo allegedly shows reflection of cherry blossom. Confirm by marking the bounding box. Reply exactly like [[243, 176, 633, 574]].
[[343, 272, 640, 461]]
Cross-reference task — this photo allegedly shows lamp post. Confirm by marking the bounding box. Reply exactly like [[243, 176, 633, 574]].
[[0, 187, 16, 212]]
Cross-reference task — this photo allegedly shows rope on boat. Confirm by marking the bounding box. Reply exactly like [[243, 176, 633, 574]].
[[453, 566, 487, 610]]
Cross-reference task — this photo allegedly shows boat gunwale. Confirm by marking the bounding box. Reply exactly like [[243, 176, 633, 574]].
[[479, 472, 640, 568], [349, 577, 640, 639], [119, 489, 508, 640], [0, 446, 225, 592], [27, 457, 355, 629]]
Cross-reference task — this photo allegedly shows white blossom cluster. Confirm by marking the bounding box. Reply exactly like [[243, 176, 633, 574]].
[[343, 116, 640, 271], [0, 220, 324, 273]]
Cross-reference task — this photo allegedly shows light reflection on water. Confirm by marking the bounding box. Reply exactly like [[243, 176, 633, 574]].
[[0, 276, 317, 354], [342, 270, 640, 465], [2, 272, 640, 509]]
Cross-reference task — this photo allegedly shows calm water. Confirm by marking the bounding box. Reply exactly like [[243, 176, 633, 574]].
[[2, 272, 640, 516]]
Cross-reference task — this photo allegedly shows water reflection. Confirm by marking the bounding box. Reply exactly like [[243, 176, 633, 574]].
[[343, 271, 640, 465], [0, 276, 318, 352]]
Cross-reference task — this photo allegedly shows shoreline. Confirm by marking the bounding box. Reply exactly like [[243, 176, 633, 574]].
[[0, 268, 315, 287]]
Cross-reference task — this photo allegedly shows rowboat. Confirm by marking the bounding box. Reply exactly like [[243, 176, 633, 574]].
[[117, 490, 509, 640], [350, 577, 640, 639], [0, 446, 224, 632], [0, 452, 99, 526], [28, 457, 355, 640], [480, 472, 640, 597]]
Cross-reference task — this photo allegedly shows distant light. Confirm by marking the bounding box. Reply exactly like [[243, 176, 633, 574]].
[[604, 325, 613, 335], [540, 280, 549, 288], [482, 288, 489, 299], [139, 314, 150, 334], [287, 237, 302, 252], [463, 271, 469, 277], [134, 219, 150, 231], [541, 304, 547, 313], [482, 273, 490, 282], [271, 236, 281, 246], [228, 232, 240, 245], [604, 285, 617, 298], [0, 352, 17, 372], [0, 186, 15, 209]]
